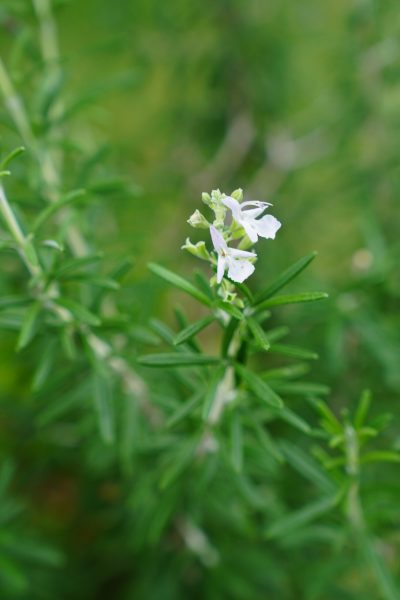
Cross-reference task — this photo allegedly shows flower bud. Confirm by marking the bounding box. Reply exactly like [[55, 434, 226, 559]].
[[187, 209, 210, 229], [201, 192, 212, 206], [181, 238, 209, 261], [230, 188, 243, 202]]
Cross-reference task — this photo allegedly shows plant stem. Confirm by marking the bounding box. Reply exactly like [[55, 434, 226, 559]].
[[344, 424, 365, 531], [0, 58, 38, 153], [0, 183, 39, 277], [0, 35, 86, 256], [207, 321, 242, 425], [344, 424, 399, 600]]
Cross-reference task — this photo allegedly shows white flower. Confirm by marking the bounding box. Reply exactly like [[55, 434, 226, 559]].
[[210, 226, 256, 284], [222, 196, 281, 244]]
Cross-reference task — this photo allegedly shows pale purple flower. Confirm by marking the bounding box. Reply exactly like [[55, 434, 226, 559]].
[[222, 196, 281, 244], [210, 226, 256, 284]]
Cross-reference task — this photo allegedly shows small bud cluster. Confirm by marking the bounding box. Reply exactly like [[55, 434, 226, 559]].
[[183, 189, 281, 302]]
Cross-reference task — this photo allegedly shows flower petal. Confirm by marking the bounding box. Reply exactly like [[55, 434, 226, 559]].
[[221, 196, 242, 222], [242, 220, 259, 243], [217, 255, 226, 283], [241, 207, 265, 219], [241, 200, 272, 209], [210, 225, 227, 253], [255, 215, 282, 239], [227, 258, 255, 283], [229, 248, 257, 259]]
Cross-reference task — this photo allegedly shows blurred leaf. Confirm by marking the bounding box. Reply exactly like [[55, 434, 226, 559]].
[[92, 372, 115, 445], [31, 189, 86, 232], [167, 392, 202, 428], [55, 297, 101, 326], [138, 353, 219, 367], [361, 533, 400, 600], [280, 441, 336, 494], [355, 389, 372, 429], [269, 344, 318, 360], [251, 420, 284, 463], [266, 495, 337, 539], [361, 451, 400, 464], [16, 301, 41, 350], [55, 253, 103, 278], [230, 414, 243, 473], [0, 146, 25, 170]]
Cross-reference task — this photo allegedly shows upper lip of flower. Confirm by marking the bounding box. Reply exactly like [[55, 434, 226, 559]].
[[210, 226, 256, 284], [222, 196, 281, 244]]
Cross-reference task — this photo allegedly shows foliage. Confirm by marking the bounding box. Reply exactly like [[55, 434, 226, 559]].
[[0, 1, 399, 599]]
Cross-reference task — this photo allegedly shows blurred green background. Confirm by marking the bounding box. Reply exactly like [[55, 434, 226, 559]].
[[55, 0, 399, 391], [1, 0, 399, 598]]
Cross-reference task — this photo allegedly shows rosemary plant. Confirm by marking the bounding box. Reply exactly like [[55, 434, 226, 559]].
[[0, 2, 399, 599]]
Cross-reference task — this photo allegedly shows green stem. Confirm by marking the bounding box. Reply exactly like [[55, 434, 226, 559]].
[[207, 321, 243, 424], [0, 12, 87, 256], [0, 183, 40, 277], [344, 424, 399, 600], [32, 0, 59, 67], [344, 424, 365, 531], [0, 58, 38, 153]]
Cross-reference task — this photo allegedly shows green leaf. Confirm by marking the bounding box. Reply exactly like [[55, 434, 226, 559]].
[[0, 146, 25, 170], [65, 275, 120, 290], [149, 262, 212, 306], [247, 318, 270, 351], [254, 251, 318, 305], [202, 367, 225, 421], [256, 292, 328, 312], [355, 389, 371, 429], [17, 302, 41, 351], [361, 451, 400, 464], [262, 363, 310, 381], [271, 382, 330, 396], [31, 189, 86, 232], [0, 296, 30, 310], [31, 341, 56, 391], [214, 300, 244, 320], [221, 317, 240, 357], [92, 373, 115, 445], [277, 407, 312, 434], [23, 240, 39, 267], [310, 399, 342, 435], [138, 352, 220, 368], [160, 439, 197, 489], [266, 495, 337, 539], [173, 315, 215, 346], [270, 344, 318, 360], [55, 298, 101, 327], [55, 254, 103, 278], [230, 414, 243, 473], [360, 532, 400, 600], [280, 441, 336, 494], [235, 363, 283, 410], [149, 319, 176, 345], [251, 420, 284, 463], [167, 392, 203, 428]]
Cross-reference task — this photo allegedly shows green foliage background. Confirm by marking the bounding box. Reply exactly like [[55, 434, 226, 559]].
[[0, 0, 399, 598]]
